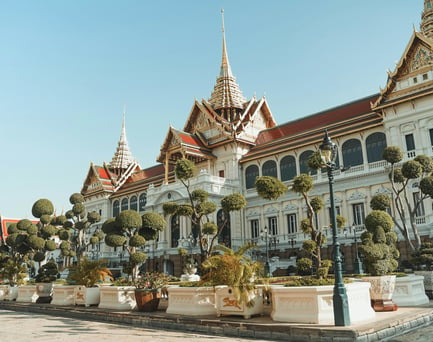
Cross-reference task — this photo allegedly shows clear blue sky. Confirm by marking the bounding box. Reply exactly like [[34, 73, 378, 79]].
[[0, 0, 422, 219]]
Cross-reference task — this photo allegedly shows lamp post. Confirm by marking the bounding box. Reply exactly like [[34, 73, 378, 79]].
[[352, 224, 364, 275], [261, 226, 270, 277], [319, 131, 351, 326]]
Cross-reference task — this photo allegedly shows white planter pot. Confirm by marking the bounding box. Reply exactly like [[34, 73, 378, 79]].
[[166, 286, 216, 316], [362, 275, 397, 311], [271, 282, 375, 324], [392, 275, 429, 306], [215, 286, 264, 319], [51, 285, 76, 305], [98, 286, 136, 310], [0, 285, 9, 300], [74, 286, 100, 306], [3, 285, 19, 301], [16, 285, 38, 303]]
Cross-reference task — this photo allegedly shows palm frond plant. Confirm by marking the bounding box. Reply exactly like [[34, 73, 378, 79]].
[[67, 257, 112, 287]]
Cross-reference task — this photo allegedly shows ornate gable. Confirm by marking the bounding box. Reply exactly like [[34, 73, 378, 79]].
[[81, 163, 115, 197]]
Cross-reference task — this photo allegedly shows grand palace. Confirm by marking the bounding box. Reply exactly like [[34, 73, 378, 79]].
[[46, 1, 433, 276]]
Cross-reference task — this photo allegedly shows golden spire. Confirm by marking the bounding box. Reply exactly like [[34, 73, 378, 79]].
[[110, 108, 136, 172], [421, 0, 433, 38]]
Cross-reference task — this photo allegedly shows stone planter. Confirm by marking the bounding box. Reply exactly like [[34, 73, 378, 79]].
[[166, 286, 216, 316], [270, 282, 375, 324], [98, 286, 136, 310], [215, 286, 264, 319], [414, 270, 433, 299], [74, 286, 100, 307], [36, 283, 53, 303], [362, 275, 397, 311], [16, 285, 38, 303], [0, 285, 9, 300], [51, 285, 76, 305], [3, 285, 19, 301], [392, 274, 429, 306]]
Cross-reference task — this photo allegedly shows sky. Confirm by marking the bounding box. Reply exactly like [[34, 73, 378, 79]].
[[0, 0, 423, 220]]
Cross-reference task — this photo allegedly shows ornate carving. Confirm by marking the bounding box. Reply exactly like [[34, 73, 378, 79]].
[[411, 46, 433, 71]]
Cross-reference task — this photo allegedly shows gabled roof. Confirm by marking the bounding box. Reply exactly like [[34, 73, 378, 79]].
[[0, 217, 39, 239], [241, 94, 380, 162], [81, 162, 116, 196]]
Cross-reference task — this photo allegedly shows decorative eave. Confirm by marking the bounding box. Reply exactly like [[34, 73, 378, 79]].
[[81, 162, 117, 197]]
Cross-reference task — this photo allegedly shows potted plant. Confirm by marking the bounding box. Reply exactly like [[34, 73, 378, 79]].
[[200, 243, 264, 319], [134, 272, 170, 312], [359, 210, 399, 311], [67, 257, 112, 306], [35, 259, 59, 303], [0, 258, 28, 301]]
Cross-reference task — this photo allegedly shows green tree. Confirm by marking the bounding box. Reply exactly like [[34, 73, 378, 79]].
[[163, 158, 247, 262], [382, 146, 433, 251]]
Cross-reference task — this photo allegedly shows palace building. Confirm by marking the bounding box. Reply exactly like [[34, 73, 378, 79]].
[[81, 1, 433, 276]]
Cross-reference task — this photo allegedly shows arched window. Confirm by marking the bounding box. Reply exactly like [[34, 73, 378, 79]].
[[245, 165, 259, 189], [121, 198, 128, 211], [342, 139, 363, 166], [217, 209, 231, 248], [112, 200, 120, 218], [139, 193, 147, 211], [262, 160, 277, 178], [171, 215, 180, 248], [280, 155, 296, 181], [130, 196, 137, 211], [366, 132, 387, 163], [299, 150, 316, 175]]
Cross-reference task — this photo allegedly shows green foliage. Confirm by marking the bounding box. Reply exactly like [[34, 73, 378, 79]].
[[174, 158, 195, 180], [33, 251, 46, 262], [401, 160, 423, 179], [7, 224, 18, 235], [129, 234, 146, 247], [32, 198, 54, 218], [307, 151, 324, 170], [40, 214, 51, 225], [41, 224, 57, 238], [0, 259, 27, 286], [197, 201, 217, 215], [116, 210, 142, 232], [254, 176, 287, 200], [191, 189, 208, 202], [58, 229, 71, 240], [129, 251, 147, 265], [104, 234, 127, 247], [72, 203, 86, 216], [370, 194, 391, 211], [292, 174, 313, 193], [141, 212, 166, 232], [135, 272, 170, 289], [300, 218, 312, 234], [101, 218, 118, 234], [68, 257, 112, 287], [302, 240, 316, 254], [296, 258, 313, 275], [336, 215, 346, 228], [365, 210, 394, 233], [411, 242, 433, 269], [87, 211, 101, 223], [69, 193, 85, 204], [28, 235, 45, 250], [220, 193, 247, 212], [35, 259, 59, 283], [89, 236, 99, 245], [202, 222, 218, 235], [310, 197, 323, 212], [284, 276, 336, 287], [177, 204, 194, 216], [383, 146, 403, 164], [16, 219, 32, 231], [414, 155, 433, 173], [162, 202, 178, 216], [45, 240, 57, 251], [420, 176, 433, 197]]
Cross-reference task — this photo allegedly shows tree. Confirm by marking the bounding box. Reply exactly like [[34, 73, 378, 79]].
[[162, 158, 247, 262], [382, 146, 433, 252], [102, 210, 166, 281], [62, 193, 102, 263]]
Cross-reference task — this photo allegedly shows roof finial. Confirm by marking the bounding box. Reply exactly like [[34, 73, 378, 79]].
[[220, 8, 232, 78]]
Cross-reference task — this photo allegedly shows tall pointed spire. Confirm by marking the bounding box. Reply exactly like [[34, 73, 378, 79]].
[[109, 108, 136, 172], [421, 0, 433, 39], [209, 9, 246, 117]]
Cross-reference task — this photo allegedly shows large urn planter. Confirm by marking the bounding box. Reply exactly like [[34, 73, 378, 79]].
[[36, 283, 53, 303], [16, 285, 38, 303], [270, 282, 375, 324], [3, 285, 19, 301], [98, 286, 136, 310], [414, 270, 433, 299], [392, 274, 429, 306], [215, 286, 264, 319], [135, 289, 161, 312], [362, 275, 397, 312], [166, 286, 217, 316], [0, 285, 10, 300], [74, 286, 100, 307], [51, 285, 76, 305]]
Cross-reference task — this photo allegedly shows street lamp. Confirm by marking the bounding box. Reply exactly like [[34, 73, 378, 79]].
[[352, 223, 364, 275], [319, 131, 351, 326], [261, 226, 270, 277]]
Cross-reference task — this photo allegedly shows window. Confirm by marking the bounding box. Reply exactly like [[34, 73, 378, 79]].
[[139, 193, 147, 211], [328, 206, 341, 226], [245, 165, 259, 189], [280, 155, 297, 181], [121, 198, 128, 211], [413, 77, 418, 84], [429, 128, 433, 146], [366, 132, 387, 163], [218, 210, 231, 247], [287, 214, 297, 234], [423, 73, 428, 81], [413, 192, 425, 217], [405, 134, 415, 151], [171, 215, 180, 248], [342, 139, 363, 167], [299, 150, 316, 175], [112, 200, 120, 217], [268, 216, 278, 236], [262, 160, 277, 178], [130, 196, 137, 211], [250, 219, 259, 239], [219, 170, 225, 178], [352, 203, 365, 226]]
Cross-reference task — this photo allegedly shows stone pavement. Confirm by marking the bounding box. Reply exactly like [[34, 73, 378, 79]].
[[1, 299, 433, 342]]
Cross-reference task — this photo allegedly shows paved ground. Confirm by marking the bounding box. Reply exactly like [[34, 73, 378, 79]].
[[385, 323, 433, 342], [0, 309, 274, 342]]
